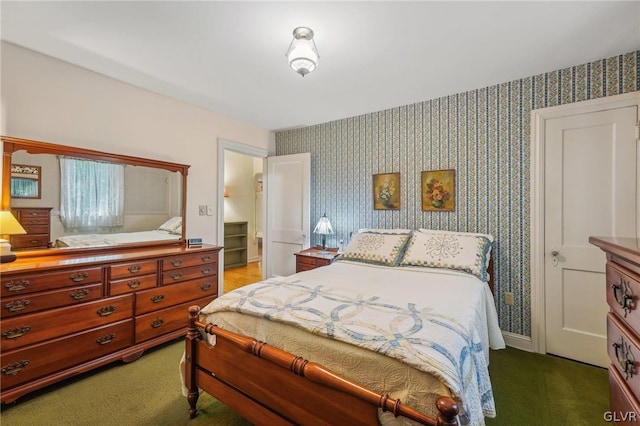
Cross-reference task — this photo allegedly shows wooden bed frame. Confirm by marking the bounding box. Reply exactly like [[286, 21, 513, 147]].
[[184, 259, 495, 425], [185, 306, 459, 426]]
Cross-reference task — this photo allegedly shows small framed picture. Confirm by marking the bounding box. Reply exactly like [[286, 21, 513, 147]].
[[421, 169, 455, 212], [373, 172, 400, 210]]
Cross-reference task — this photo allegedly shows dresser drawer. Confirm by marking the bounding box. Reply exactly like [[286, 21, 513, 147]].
[[1, 294, 134, 351], [19, 225, 49, 235], [15, 209, 50, 220], [608, 313, 640, 399], [161, 263, 216, 285], [2, 283, 103, 318], [136, 276, 217, 315], [9, 235, 49, 249], [608, 263, 640, 331], [109, 274, 157, 296], [162, 251, 217, 271], [135, 296, 214, 343], [609, 365, 640, 424], [110, 259, 158, 280], [0, 319, 133, 390], [1, 266, 103, 297]]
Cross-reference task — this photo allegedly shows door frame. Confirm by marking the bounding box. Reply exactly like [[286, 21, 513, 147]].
[[217, 138, 269, 296], [530, 91, 640, 354]]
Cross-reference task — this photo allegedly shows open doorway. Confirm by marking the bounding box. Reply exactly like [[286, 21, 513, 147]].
[[217, 139, 268, 296], [223, 151, 263, 292]]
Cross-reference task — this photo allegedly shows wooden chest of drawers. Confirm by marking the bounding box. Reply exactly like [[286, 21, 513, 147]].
[[0, 244, 221, 403], [10, 207, 52, 250], [590, 237, 640, 421]]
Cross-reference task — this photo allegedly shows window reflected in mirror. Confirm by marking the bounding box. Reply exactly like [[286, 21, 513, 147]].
[[11, 164, 41, 199]]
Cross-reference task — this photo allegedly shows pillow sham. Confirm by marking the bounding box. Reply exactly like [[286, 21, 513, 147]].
[[339, 231, 411, 266], [400, 229, 493, 281], [157, 216, 183, 233]]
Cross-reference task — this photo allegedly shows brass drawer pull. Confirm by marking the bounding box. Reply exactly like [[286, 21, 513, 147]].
[[70, 289, 90, 300], [613, 337, 636, 380], [2, 326, 31, 340], [128, 265, 141, 274], [1, 360, 29, 376], [201, 255, 211, 262], [5, 280, 30, 292], [171, 259, 183, 267], [69, 272, 89, 283], [29, 219, 39, 224], [201, 268, 212, 275], [200, 283, 212, 292], [151, 318, 165, 329], [127, 280, 141, 289], [612, 277, 634, 317], [29, 212, 38, 216], [29, 239, 40, 244], [96, 334, 115, 345], [171, 272, 182, 281], [150, 294, 165, 304], [6, 300, 30, 313], [97, 306, 117, 317]]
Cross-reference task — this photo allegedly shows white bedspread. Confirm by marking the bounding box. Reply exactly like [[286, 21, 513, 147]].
[[55, 229, 180, 248], [200, 261, 505, 425]]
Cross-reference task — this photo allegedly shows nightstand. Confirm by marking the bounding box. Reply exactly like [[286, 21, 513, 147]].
[[295, 247, 340, 272]]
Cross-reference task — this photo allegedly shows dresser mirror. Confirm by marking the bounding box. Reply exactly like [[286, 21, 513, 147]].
[[2, 136, 189, 256]]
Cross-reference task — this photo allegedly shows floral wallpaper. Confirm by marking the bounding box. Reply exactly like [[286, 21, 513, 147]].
[[275, 50, 639, 338]]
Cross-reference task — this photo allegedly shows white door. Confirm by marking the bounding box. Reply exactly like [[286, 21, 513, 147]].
[[545, 105, 638, 367], [265, 153, 310, 278]]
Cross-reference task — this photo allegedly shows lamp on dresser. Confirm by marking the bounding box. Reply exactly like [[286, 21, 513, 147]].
[[0, 210, 26, 263]]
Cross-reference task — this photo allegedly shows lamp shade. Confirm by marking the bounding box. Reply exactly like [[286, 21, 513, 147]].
[[286, 27, 319, 77], [313, 213, 333, 235], [0, 211, 26, 235]]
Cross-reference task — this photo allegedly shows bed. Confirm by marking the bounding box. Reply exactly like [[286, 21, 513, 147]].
[[183, 229, 505, 425], [55, 217, 182, 248]]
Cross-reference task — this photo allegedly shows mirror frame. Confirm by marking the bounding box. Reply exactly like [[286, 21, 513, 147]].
[[2, 136, 190, 257]]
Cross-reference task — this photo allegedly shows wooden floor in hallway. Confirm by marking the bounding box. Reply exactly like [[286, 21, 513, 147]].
[[223, 260, 263, 292]]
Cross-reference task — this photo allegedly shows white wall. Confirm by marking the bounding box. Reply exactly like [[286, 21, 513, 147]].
[[1, 42, 275, 245]]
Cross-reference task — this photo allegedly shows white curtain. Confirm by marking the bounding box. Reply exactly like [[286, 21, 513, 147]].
[[59, 157, 125, 229]]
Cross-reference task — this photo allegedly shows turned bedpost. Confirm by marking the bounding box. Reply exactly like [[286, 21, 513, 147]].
[[435, 397, 459, 426], [185, 305, 201, 419]]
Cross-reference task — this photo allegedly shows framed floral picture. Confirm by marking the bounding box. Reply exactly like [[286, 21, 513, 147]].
[[373, 172, 400, 210], [421, 169, 455, 211]]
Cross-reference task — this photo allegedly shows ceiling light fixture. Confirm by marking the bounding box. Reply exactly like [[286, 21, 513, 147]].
[[286, 27, 319, 77]]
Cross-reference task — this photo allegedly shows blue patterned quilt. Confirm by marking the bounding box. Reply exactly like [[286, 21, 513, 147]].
[[202, 268, 498, 425]]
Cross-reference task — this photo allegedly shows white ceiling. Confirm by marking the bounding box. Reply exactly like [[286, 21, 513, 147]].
[[2, 1, 639, 131]]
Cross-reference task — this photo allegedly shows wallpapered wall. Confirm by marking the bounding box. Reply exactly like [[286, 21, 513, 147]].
[[275, 50, 639, 338]]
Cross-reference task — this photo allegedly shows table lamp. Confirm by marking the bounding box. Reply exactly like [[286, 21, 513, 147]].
[[313, 213, 333, 252], [0, 210, 26, 263]]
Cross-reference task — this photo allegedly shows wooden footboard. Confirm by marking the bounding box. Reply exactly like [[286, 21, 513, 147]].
[[185, 306, 459, 426]]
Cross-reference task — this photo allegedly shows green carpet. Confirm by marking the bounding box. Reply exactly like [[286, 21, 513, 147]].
[[0, 340, 608, 425]]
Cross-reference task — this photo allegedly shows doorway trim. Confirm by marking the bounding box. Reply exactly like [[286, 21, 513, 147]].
[[217, 138, 269, 296], [530, 91, 640, 354]]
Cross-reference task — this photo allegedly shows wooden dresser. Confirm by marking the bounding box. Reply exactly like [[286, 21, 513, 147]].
[[0, 244, 221, 403], [10, 207, 52, 250], [590, 236, 640, 422]]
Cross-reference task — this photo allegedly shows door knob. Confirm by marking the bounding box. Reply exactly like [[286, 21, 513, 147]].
[[551, 248, 560, 256]]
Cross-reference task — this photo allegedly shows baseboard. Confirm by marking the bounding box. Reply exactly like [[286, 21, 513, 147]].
[[502, 331, 533, 352]]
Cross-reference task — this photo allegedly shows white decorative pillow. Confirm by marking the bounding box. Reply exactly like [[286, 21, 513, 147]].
[[157, 216, 183, 233], [339, 231, 411, 266], [400, 229, 493, 281]]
